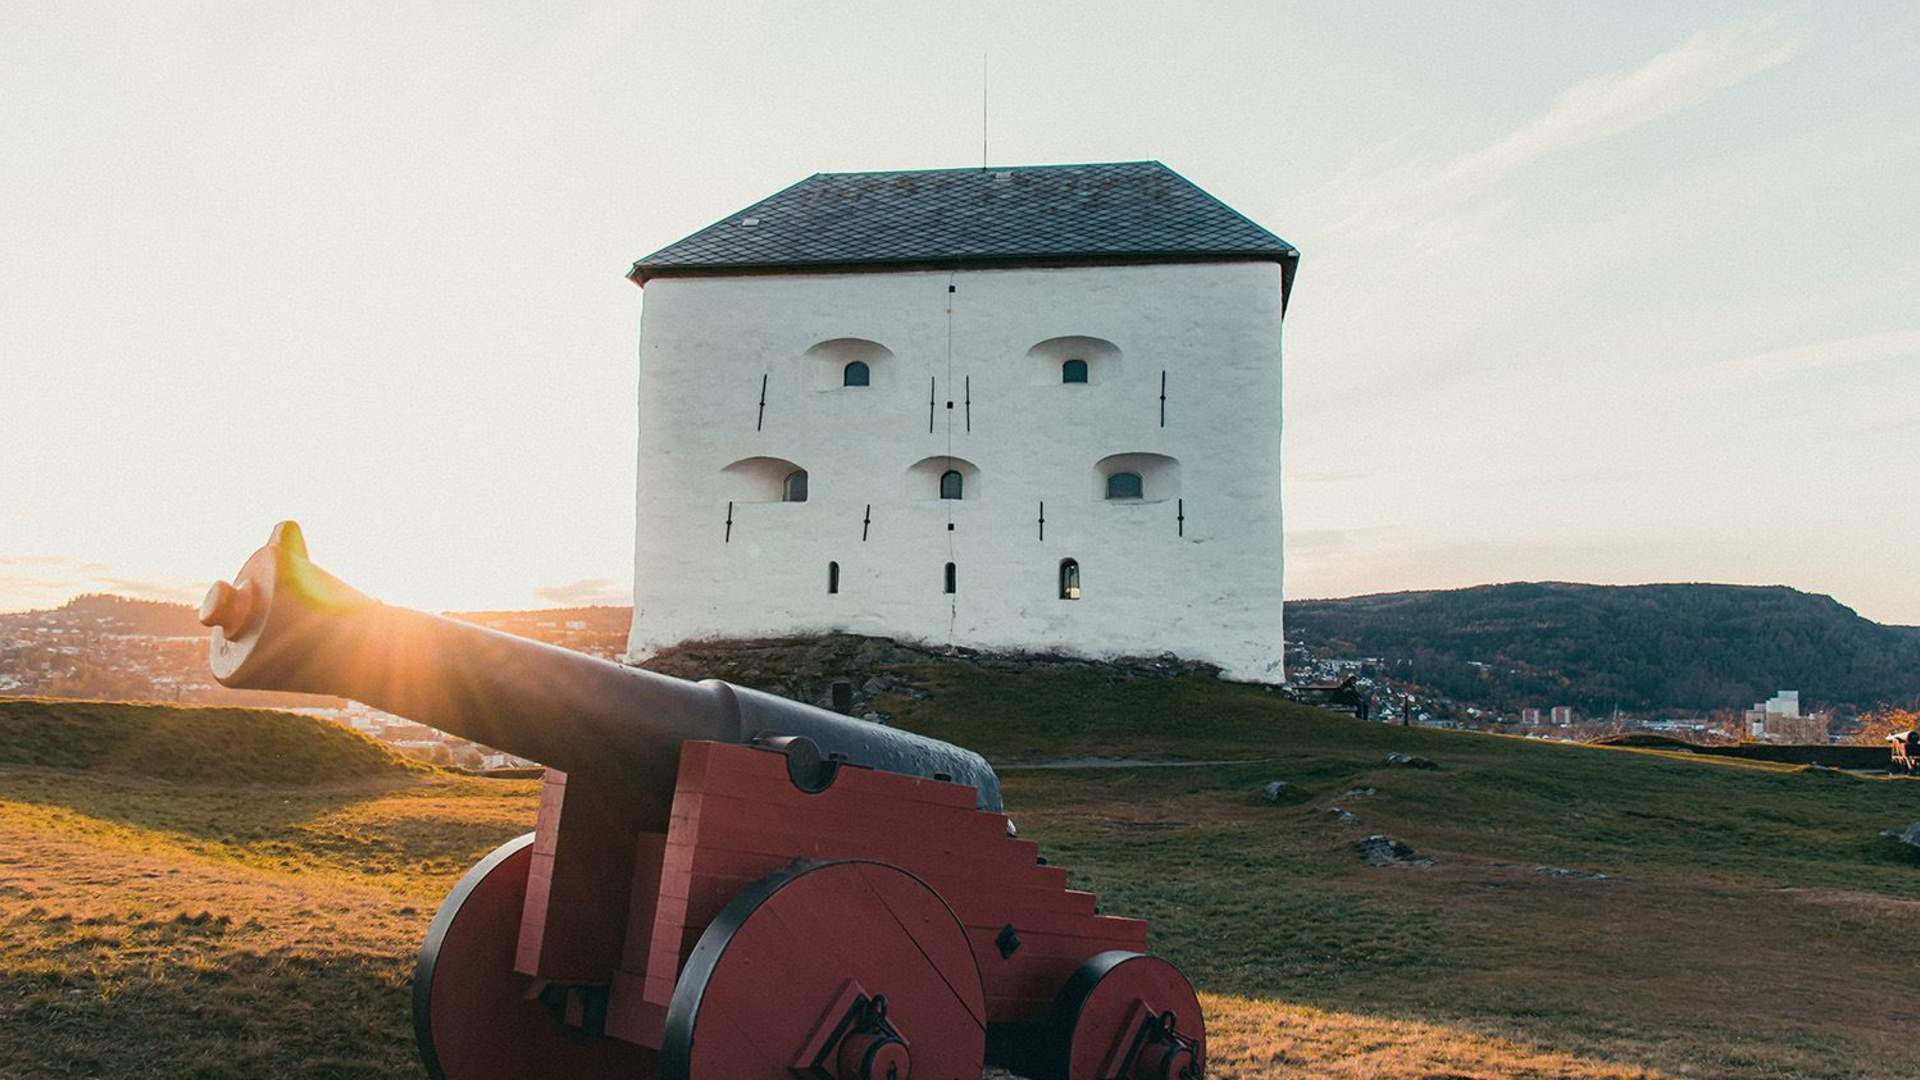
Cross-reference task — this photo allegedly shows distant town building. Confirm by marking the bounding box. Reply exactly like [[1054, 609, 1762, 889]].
[[1745, 689, 1830, 743], [1550, 705, 1574, 726], [1745, 690, 1798, 734], [1521, 708, 1544, 725]]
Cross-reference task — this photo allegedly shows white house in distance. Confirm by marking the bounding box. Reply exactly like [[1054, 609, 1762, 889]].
[[623, 161, 1299, 682]]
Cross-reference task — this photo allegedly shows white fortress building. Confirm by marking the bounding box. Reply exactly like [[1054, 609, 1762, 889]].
[[624, 161, 1299, 682]]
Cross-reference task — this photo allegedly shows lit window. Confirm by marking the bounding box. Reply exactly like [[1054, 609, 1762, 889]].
[[1059, 559, 1081, 600], [783, 470, 809, 502], [940, 469, 964, 500], [1105, 471, 1143, 500], [943, 562, 956, 594], [843, 361, 870, 387], [828, 561, 839, 594], [1062, 359, 1088, 384]]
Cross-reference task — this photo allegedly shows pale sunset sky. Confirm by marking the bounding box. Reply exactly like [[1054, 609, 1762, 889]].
[[2, 3, 1916, 623]]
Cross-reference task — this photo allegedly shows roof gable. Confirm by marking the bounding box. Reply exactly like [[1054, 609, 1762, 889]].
[[629, 161, 1298, 308]]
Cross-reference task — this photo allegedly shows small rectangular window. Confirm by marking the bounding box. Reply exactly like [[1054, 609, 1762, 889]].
[[828, 561, 840, 594], [943, 562, 956, 594]]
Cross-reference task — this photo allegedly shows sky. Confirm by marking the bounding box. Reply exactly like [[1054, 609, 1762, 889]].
[[2, 2, 1916, 624]]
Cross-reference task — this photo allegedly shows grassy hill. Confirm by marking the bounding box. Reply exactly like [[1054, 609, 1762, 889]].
[[1290, 581, 1920, 713], [0, 697, 420, 784], [2, 678, 1919, 1078]]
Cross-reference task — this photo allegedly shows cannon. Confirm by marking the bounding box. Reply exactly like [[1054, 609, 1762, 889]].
[[201, 523, 1206, 1080]]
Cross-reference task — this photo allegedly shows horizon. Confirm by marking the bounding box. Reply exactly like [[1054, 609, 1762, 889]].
[[4, 4, 1916, 624], [15, 577, 1918, 632]]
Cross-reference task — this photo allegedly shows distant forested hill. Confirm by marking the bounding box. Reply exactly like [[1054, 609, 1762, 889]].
[[1288, 583, 1920, 713], [2, 594, 206, 636]]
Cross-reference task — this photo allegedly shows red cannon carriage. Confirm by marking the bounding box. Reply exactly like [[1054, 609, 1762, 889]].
[[202, 523, 1206, 1079]]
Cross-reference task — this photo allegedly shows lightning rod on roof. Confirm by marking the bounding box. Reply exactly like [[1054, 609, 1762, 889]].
[[981, 50, 989, 172]]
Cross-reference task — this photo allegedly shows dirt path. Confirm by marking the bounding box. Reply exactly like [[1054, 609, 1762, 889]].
[[995, 756, 1272, 770]]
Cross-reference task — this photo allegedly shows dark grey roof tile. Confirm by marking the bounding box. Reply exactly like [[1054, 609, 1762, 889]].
[[630, 161, 1298, 306]]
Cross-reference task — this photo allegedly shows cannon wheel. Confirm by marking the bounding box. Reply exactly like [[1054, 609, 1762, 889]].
[[660, 860, 985, 1080], [414, 833, 657, 1079], [1044, 951, 1206, 1079]]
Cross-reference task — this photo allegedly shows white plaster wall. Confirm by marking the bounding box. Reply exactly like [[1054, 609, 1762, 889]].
[[627, 261, 1286, 682]]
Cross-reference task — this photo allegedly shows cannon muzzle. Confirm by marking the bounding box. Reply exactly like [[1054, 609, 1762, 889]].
[[202, 522, 1001, 811]]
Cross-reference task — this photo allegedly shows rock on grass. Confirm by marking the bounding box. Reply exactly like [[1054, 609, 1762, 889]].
[[1356, 834, 1433, 868]]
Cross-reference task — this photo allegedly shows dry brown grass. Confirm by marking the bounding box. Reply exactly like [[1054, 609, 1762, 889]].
[[5, 691, 1920, 1077], [1, 802, 430, 1076], [0, 780, 1685, 1079], [1202, 993, 1664, 1079], [0, 759, 543, 1077], [2, 767, 1898, 1080]]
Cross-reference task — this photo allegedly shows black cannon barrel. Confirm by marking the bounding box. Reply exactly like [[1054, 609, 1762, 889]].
[[201, 523, 1001, 812]]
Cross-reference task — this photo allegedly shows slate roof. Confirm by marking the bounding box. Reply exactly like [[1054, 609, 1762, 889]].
[[629, 161, 1298, 309]]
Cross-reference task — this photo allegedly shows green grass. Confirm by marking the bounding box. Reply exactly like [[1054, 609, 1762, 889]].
[[887, 665, 1920, 1077], [3, 677, 1919, 1078], [893, 666, 1920, 892]]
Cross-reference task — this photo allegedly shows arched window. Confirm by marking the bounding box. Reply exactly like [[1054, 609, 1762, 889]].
[[843, 361, 870, 387], [1093, 453, 1177, 504], [910, 456, 979, 502], [783, 470, 809, 502], [828, 561, 840, 594], [1059, 559, 1081, 600], [1062, 358, 1089, 384], [943, 562, 956, 594]]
